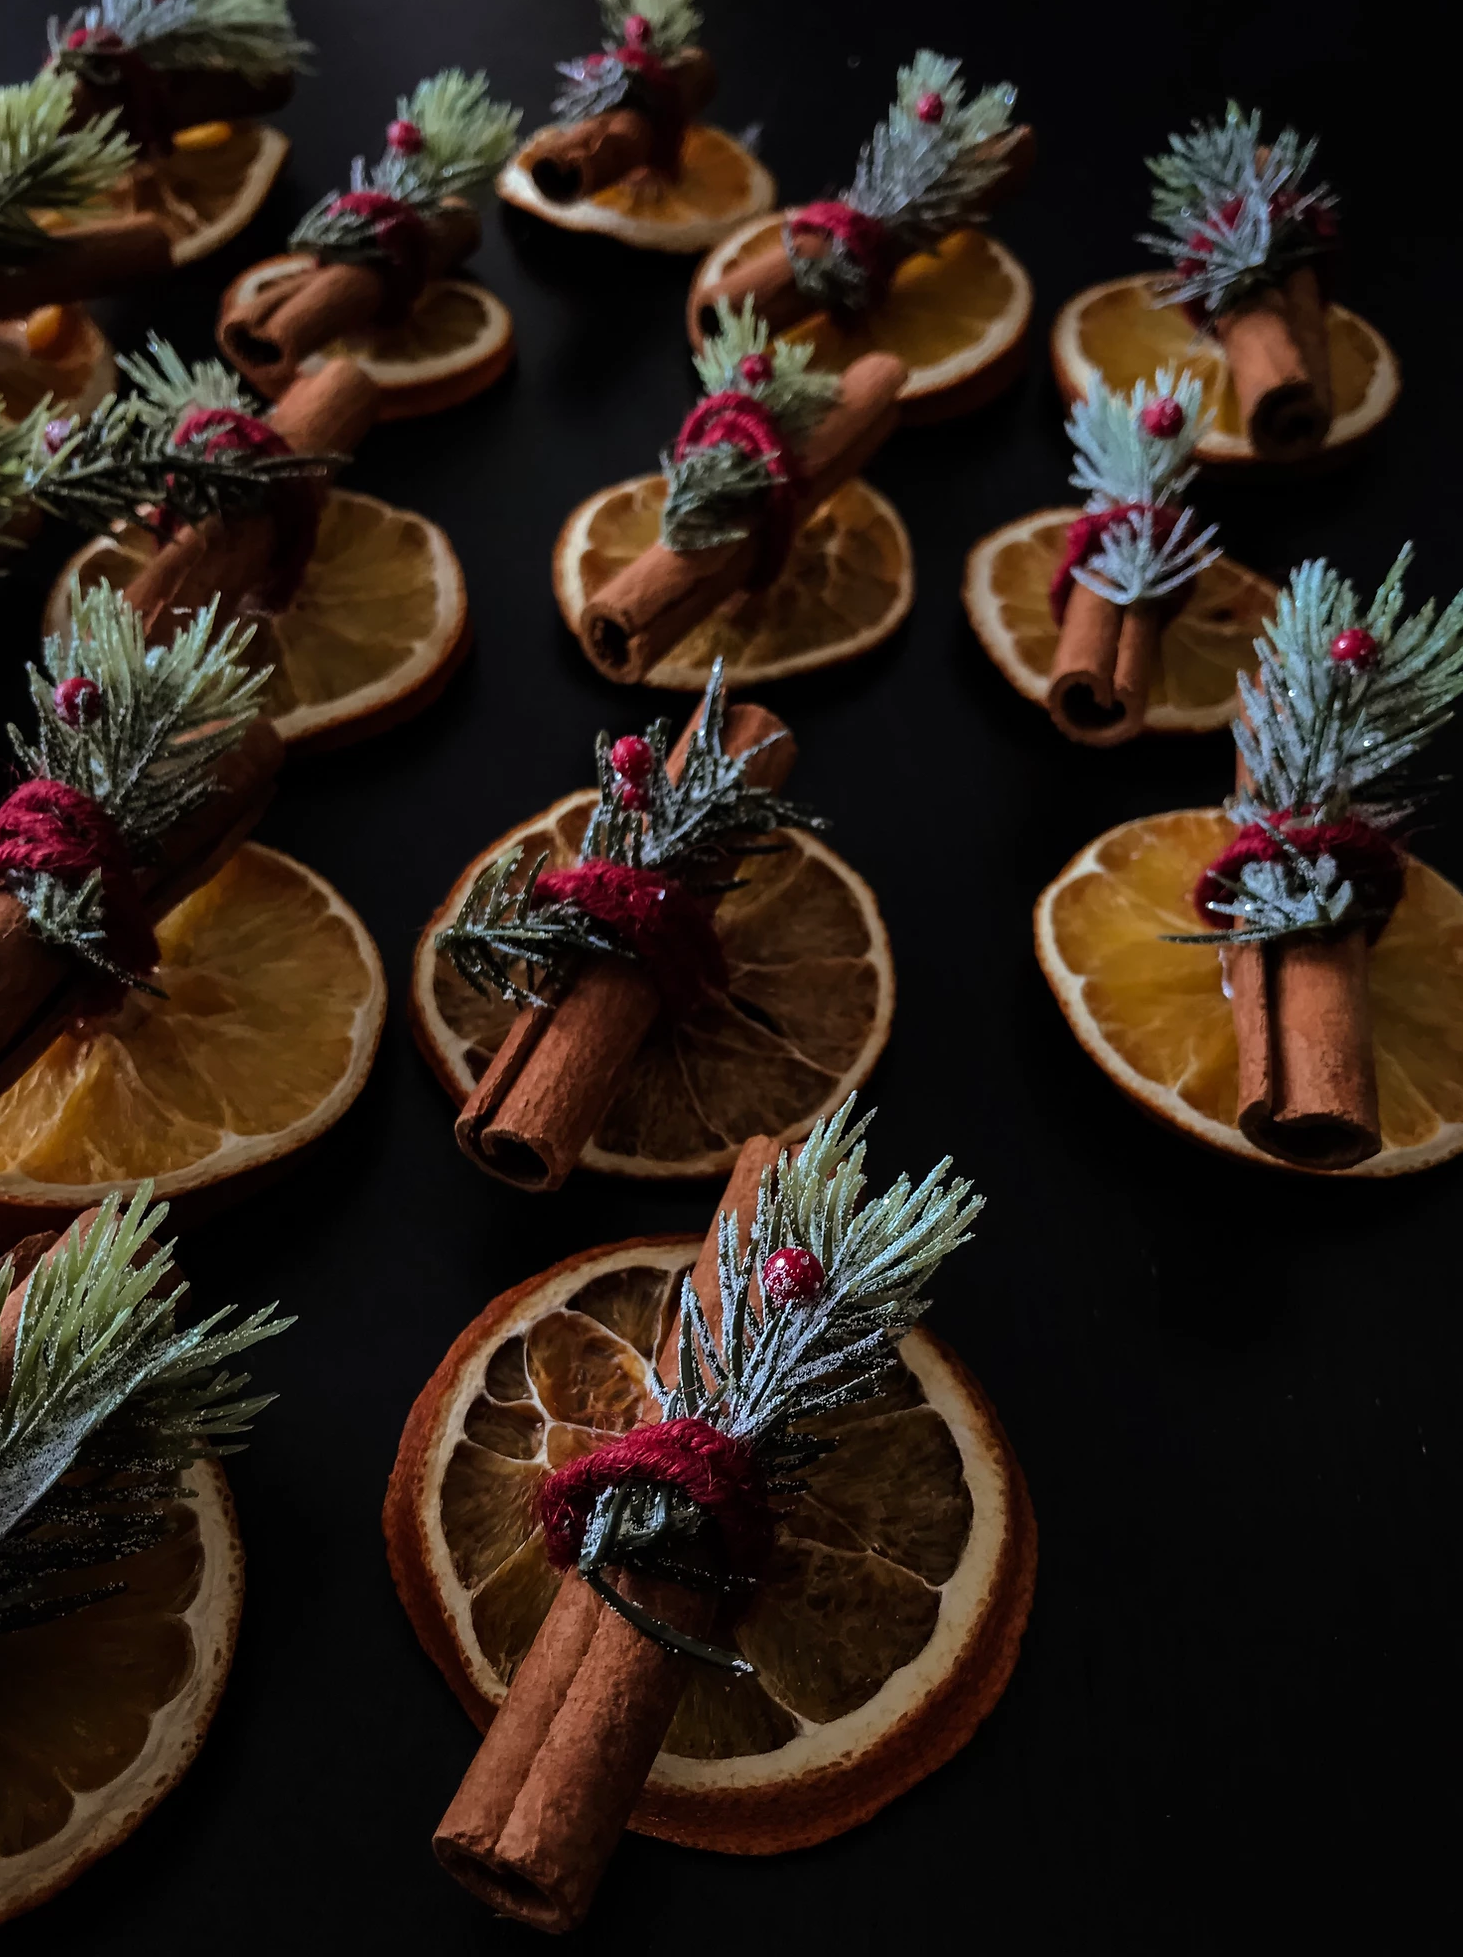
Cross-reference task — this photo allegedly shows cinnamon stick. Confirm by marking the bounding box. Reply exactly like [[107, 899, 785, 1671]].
[[433, 1137, 777, 1930], [1215, 264, 1333, 463], [1225, 928, 1380, 1169], [1047, 588, 1162, 747], [67, 67, 295, 152], [579, 349, 906, 683], [522, 50, 716, 204], [455, 707, 795, 1191], [217, 202, 480, 398], [0, 216, 173, 313]]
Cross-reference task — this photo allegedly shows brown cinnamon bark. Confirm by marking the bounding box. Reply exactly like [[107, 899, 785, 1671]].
[[67, 68, 295, 151], [1, 217, 174, 313], [1225, 928, 1380, 1168], [580, 350, 906, 683], [523, 50, 716, 203], [217, 202, 480, 397], [1047, 587, 1163, 747], [454, 704, 795, 1191], [1216, 265, 1333, 462]]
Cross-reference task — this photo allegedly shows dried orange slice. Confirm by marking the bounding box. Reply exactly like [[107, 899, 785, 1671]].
[[0, 308, 115, 424], [1035, 809, 1463, 1175], [1050, 274, 1400, 469], [963, 507, 1278, 733], [410, 790, 894, 1180], [552, 474, 913, 689], [690, 217, 1031, 422], [497, 124, 775, 253], [217, 256, 515, 418], [0, 844, 386, 1233], [45, 491, 470, 753], [0, 1459, 241, 1924], [40, 126, 290, 267], [384, 1233, 1035, 1852]]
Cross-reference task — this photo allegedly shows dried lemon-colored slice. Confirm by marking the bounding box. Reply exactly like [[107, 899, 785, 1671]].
[[1050, 274, 1400, 469], [0, 309, 115, 425], [46, 491, 469, 753], [384, 1235, 1035, 1852], [410, 790, 894, 1180], [0, 844, 385, 1231], [497, 125, 776, 254], [0, 1461, 241, 1924], [552, 474, 913, 689], [690, 217, 1031, 422], [1035, 809, 1463, 1175], [963, 507, 1278, 733]]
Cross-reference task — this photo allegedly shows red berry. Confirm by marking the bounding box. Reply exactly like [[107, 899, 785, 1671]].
[[622, 13, 652, 46], [54, 675, 102, 728], [585, 51, 608, 67], [916, 91, 944, 123], [617, 780, 650, 813], [610, 734, 653, 782], [1141, 397, 1185, 438], [1330, 628, 1378, 669], [66, 27, 88, 48], [761, 1246, 825, 1309], [387, 118, 423, 154], [43, 416, 73, 453], [739, 352, 773, 386]]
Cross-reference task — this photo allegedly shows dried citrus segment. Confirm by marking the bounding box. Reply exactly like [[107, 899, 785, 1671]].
[[0, 844, 385, 1221], [497, 124, 776, 253], [41, 126, 289, 265], [383, 1237, 1035, 1852], [692, 216, 1031, 419], [1035, 809, 1463, 1174], [0, 1461, 241, 1924], [0, 310, 115, 424], [963, 507, 1278, 732], [552, 473, 913, 689], [409, 790, 894, 1180], [1050, 274, 1400, 467], [48, 491, 469, 752]]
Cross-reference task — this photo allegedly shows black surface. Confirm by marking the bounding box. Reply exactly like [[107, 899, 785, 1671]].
[[2, 2, 1457, 1949]]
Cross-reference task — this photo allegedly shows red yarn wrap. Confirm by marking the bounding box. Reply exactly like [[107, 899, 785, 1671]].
[[171, 407, 320, 611], [535, 859, 728, 1016], [673, 389, 799, 588], [787, 200, 899, 301], [1193, 813, 1404, 941], [537, 1417, 774, 1579], [1049, 503, 1182, 622], [324, 189, 431, 324], [0, 779, 158, 977], [613, 45, 688, 174]]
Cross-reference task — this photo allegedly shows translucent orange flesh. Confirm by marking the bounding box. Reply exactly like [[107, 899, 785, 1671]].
[[589, 125, 759, 224]]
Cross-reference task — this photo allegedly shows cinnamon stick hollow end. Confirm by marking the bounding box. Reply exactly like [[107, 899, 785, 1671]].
[[522, 49, 717, 205], [1046, 586, 1158, 747]]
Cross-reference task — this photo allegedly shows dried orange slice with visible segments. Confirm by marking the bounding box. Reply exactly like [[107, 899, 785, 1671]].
[[384, 1234, 1035, 1852], [1050, 274, 1400, 470], [552, 474, 913, 690], [0, 844, 385, 1234], [0, 1460, 241, 1924], [410, 790, 894, 1180], [0, 309, 115, 425], [690, 217, 1032, 423], [44, 491, 469, 754], [963, 507, 1278, 733], [497, 125, 776, 254], [1035, 809, 1463, 1175], [41, 126, 290, 267]]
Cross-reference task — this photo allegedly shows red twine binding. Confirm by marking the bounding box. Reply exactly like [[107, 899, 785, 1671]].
[[1193, 813, 1404, 941], [538, 1417, 774, 1579], [673, 389, 799, 588], [0, 779, 158, 977], [1050, 504, 1182, 623], [170, 407, 320, 613], [787, 200, 899, 302], [535, 859, 728, 1016], [324, 189, 431, 325]]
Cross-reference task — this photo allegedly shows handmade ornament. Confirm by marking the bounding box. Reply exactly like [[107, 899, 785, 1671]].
[[384, 1101, 1034, 1931], [1036, 549, 1463, 1174], [687, 51, 1033, 421], [411, 663, 893, 1188], [218, 69, 519, 418], [0, 1187, 288, 1920], [0, 581, 384, 1230], [1051, 104, 1399, 469], [964, 368, 1277, 743], [496, 1, 775, 254], [555, 300, 909, 689], [38, 1, 311, 267]]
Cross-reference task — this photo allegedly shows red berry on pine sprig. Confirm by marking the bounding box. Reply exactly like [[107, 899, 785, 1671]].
[[1330, 627, 1379, 669], [617, 780, 650, 813], [43, 417, 73, 454], [739, 352, 773, 386], [387, 119, 423, 154], [916, 91, 944, 123], [1141, 397, 1185, 438], [622, 13, 652, 46], [761, 1246, 825, 1309], [610, 734, 653, 782], [54, 676, 102, 728]]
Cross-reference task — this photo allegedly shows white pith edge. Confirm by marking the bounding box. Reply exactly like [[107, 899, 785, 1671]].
[[414, 1241, 1013, 1795], [0, 844, 387, 1207], [170, 126, 291, 265], [1034, 810, 1463, 1178], [0, 1460, 242, 1923], [1050, 274, 1401, 464], [496, 128, 776, 253]]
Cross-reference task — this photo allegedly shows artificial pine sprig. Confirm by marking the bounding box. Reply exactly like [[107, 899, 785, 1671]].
[[290, 69, 520, 259], [660, 297, 841, 553], [0, 1185, 290, 1635], [48, 0, 313, 83], [1140, 102, 1336, 318], [0, 71, 135, 270], [116, 329, 254, 415], [551, 0, 703, 124]]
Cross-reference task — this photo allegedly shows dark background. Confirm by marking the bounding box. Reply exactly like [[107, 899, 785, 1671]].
[[2, 1, 1457, 1949]]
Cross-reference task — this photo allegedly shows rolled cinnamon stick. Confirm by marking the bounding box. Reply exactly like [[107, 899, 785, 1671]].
[[1, 216, 174, 313], [1225, 927, 1380, 1168], [1215, 264, 1333, 463], [523, 50, 716, 204], [580, 349, 906, 683], [67, 67, 295, 151], [217, 202, 480, 398], [454, 705, 795, 1191], [1047, 588, 1163, 747]]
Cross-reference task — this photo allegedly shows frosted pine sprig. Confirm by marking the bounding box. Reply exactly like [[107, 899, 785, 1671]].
[[48, 0, 313, 81], [552, 0, 703, 124], [116, 329, 255, 416], [0, 71, 135, 269]]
